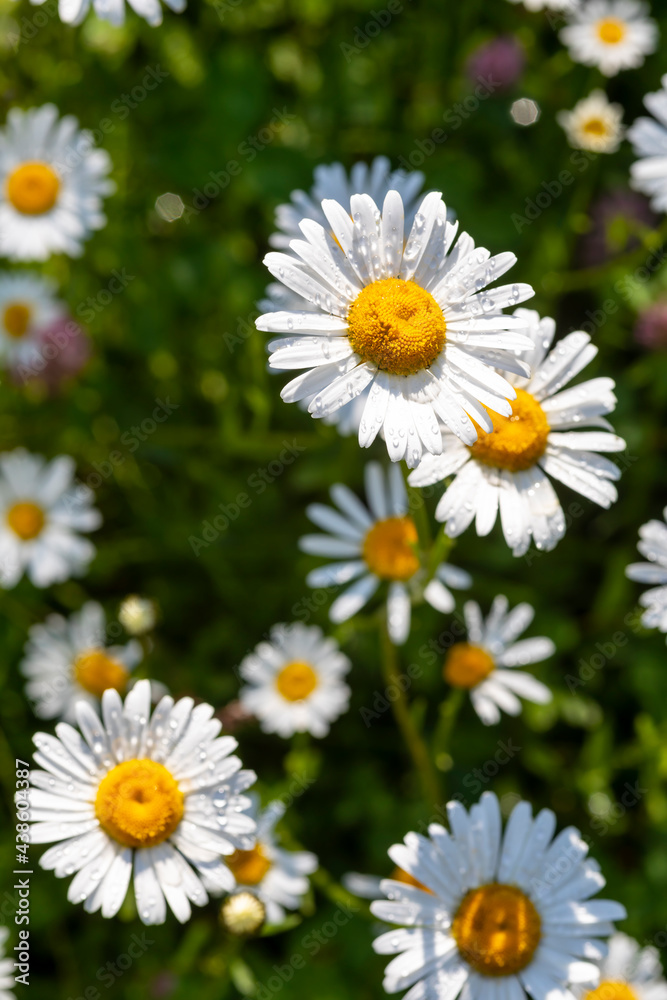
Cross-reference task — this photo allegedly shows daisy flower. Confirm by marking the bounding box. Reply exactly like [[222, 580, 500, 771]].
[[507, 0, 580, 11], [409, 309, 626, 557], [558, 91, 625, 154], [371, 790, 627, 1000], [625, 507, 667, 638], [0, 449, 101, 588], [443, 595, 553, 725], [30, 680, 257, 925], [575, 933, 667, 1000], [258, 189, 534, 468], [628, 75, 667, 213], [239, 622, 351, 738], [0, 271, 63, 369], [0, 105, 114, 262], [0, 929, 14, 1000], [300, 462, 472, 645], [20, 601, 144, 722], [25, 0, 185, 25], [559, 1, 658, 77]]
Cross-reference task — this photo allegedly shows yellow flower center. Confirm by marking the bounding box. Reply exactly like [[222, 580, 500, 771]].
[[363, 516, 420, 581], [596, 18, 626, 44], [6, 501, 45, 540], [452, 883, 542, 977], [585, 984, 639, 1000], [3, 303, 32, 339], [275, 660, 318, 701], [347, 277, 446, 376], [6, 162, 61, 215], [74, 649, 130, 698], [390, 865, 433, 894], [469, 388, 550, 472], [227, 845, 272, 886], [443, 642, 495, 689], [582, 118, 609, 137], [95, 759, 184, 849]]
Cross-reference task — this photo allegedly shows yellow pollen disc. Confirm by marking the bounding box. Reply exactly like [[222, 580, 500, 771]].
[[443, 643, 495, 690], [6, 162, 60, 215], [227, 845, 272, 886], [453, 883, 542, 977], [582, 118, 609, 137], [469, 388, 550, 472], [6, 501, 45, 540], [585, 984, 639, 1000], [275, 660, 318, 702], [74, 649, 130, 698], [347, 277, 446, 376], [95, 759, 184, 849], [363, 516, 420, 581], [3, 303, 31, 339], [597, 18, 626, 44], [390, 865, 433, 894]]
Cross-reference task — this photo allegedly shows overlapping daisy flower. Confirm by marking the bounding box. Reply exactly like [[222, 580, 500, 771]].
[[559, 1, 658, 77], [0, 449, 101, 588], [574, 933, 667, 1000], [239, 622, 351, 738], [0, 105, 114, 262], [0, 929, 14, 1000], [409, 309, 626, 557], [258, 188, 535, 468], [628, 74, 667, 213], [625, 507, 667, 639], [24, 0, 185, 26], [371, 791, 626, 1000], [0, 272, 63, 369], [20, 601, 144, 722], [30, 681, 257, 925], [558, 91, 625, 154], [300, 462, 472, 645]]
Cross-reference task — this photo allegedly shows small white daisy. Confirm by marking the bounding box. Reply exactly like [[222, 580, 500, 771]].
[[0, 105, 114, 262], [575, 933, 667, 1000], [628, 74, 667, 213], [558, 91, 625, 154], [0, 271, 63, 368], [258, 189, 534, 468], [0, 448, 101, 588], [30, 680, 257, 925], [239, 622, 351, 738], [0, 928, 14, 1000], [25, 0, 186, 26], [625, 507, 667, 638], [371, 790, 627, 1000], [118, 594, 158, 636], [443, 595, 553, 725], [409, 309, 626, 557], [20, 601, 143, 722], [507, 0, 580, 11], [300, 461, 472, 645], [559, 1, 658, 77]]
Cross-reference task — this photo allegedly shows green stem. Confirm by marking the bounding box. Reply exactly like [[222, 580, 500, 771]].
[[402, 463, 431, 554], [433, 687, 465, 780]]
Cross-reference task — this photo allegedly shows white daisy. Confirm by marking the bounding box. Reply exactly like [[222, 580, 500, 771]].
[[0, 448, 101, 588], [507, 0, 580, 11], [371, 790, 627, 1000], [257, 189, 534, 468], [559, 1, 658, 77], [29, 680, 257, 925], [625, 507, 667, 638], [443, 596, 553, 725], [0, 104, 114, 262], [628, 74, 667, 213], [20, 601, 143, 722], [0, 271, 63, 368], [409, 309, 626, 557], [228, 798, 318, 925], [0, 928, 14, 1000], [239, 622, 351, 738], [300, 461, 472, 646], [25, 0, 185, 26], [575, 933, 667, 1000], [558, 91, 625, 154]]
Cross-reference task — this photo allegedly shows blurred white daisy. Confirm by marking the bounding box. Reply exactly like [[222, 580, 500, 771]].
[[0, 449, 101, 588], [409, 309, 626, 557], [239, 622, 351, 738], [558, 91, 625, 153], [443, 596, 553, 725], [20, 601, 143, 722], [300, 462, 472, 645], [626, 507, 667, 638], [575, 933, 667, 1000], [0, 271, 63, 368], [0, 928, 14, 1000], [559, 1, 658, 77], [507, 0, 580, 11], [258, 189, 534, 468], [371, 791, 626, 1000], [118, 594, 158, 636], [628, 74, 667, 213], [30, 680, 257, 925], [0, 105, 114, 262], [228, 798, 318, 925], [24, 0, 184, 27], [344, 865, 431, 900]]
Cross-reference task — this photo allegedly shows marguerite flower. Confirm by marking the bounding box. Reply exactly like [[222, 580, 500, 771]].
[[625, 507, 667, 638], [0, 449, 101, 588], [559, 1, 658, 77], [575, 933, 667, 1000], [628, 75, 667, 213], [371, 791, 626, 1000], [0, 105, 113, 262], [25, 0, 185, 25], [409, 309, 626, 557], [0, 928, 14, 1000], [20, 601, 143, 722], [239, 623, 351, 738], [558, 91, 625, 154], [258, 189, 534, 468], [300, 462, 472, 645], [0, 271, 63, 368], [30, 680, 257, 925], [443, 596, 553, 725]]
